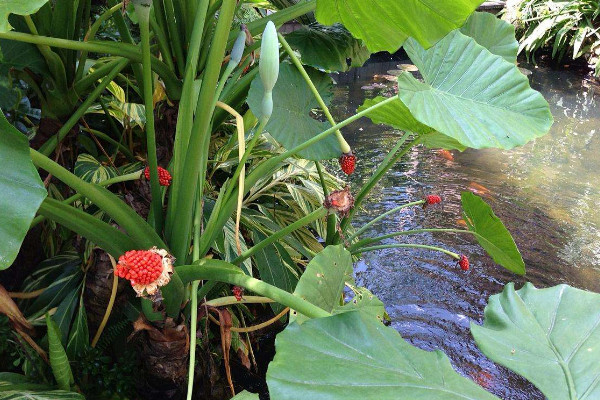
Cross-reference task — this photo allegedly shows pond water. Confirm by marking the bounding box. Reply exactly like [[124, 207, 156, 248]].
[[330, 57, 600, 399]]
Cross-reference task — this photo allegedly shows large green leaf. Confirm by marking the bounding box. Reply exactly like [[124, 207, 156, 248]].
[[461, 192, 525, 275], [0, 111, 47, 269], [460, 12, 519, 64], [0, 373, 84, 399], [472, 283, 600, 400], [291, 244, 352, 324], [315, 0, 483, 52], [285, 23, 370, 72], [399, 30, 553, 149], [0, 39, 48, 75], [247, 63, 340, 160], [268, 311, 499, 399], [0, 1, 49, 32], [357, 96, 431, 135], [230, 391, 259, 400], [46, 314, 74, 391]]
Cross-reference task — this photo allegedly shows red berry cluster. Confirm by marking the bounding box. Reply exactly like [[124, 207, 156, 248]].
[[144, 166, 172, 186], [339, 153, 356, 175], [232, 286, 244, 301], [425, 195, 442, 205], [459, 254, 470, 271], [115, 250, 163, 285]]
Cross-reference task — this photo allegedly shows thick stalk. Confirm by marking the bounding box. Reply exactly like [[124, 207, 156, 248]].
[[163, 0, 186, 77], [351, 244, 460, 259], [149, 15, 176, 73], [170, 0, 237, 263], [39, 58, 130, 156], [165, 0, 209, 239], [0, 31, 181, 98], [74, 57, 126, 94], [232, 208, 326, 265], [138, 13, 164, 233], [30, 149, 165, 249], [31, 171, 142, 227], [177, 260, 330, 319], [348, 200, 426, 241], [205, 296, 274, 307]]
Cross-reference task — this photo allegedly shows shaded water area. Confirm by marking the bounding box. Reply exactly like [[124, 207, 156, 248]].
[[330, 58, 600, 399]]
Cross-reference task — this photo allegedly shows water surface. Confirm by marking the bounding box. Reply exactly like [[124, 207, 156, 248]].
[[330, 58, 600, 399]]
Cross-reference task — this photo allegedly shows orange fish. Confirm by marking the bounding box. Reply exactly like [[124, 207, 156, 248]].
[[436, 149, 454, 161], [456, 219, 467, 227], [468, 182, 491, 195]]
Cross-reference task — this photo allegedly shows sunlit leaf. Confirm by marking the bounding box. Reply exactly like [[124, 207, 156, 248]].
[[268, 311, 499, 399], [472, 283, 600, 400], [0, 0, 49, 32], [461, 192, 525, 275], [399, 30, 553, 149], [315, 0, 483, 52], [460, 12, 518, 63]]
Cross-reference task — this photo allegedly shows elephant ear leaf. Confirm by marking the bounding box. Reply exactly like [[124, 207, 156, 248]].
[[0, 0, 49, 32], [0, 111, 47, 270], [461, 192, 525, 275], [472, 283, 600, 400]]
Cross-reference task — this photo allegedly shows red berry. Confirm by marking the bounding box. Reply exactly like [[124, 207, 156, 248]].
[[339, 152, 356, 175], [425, 195, 442, 205], [232, 286, 244, 301], [144, 166, 172, 186], [459, 254, 469, 271], [114, 250, 163, 285]]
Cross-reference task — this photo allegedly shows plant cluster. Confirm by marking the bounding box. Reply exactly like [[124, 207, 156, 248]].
[[0, 1, 597, 400]]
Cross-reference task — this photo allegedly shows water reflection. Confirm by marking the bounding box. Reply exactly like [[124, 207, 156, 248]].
[[330, 58, 599, 399]]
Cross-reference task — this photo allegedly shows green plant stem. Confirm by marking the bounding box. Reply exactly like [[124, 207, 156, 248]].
[[91, 264, 118, 347], [278, 33, 349, 151], [339, 133, 419, 235], [186, 280, 199, 400], [81, 127, 135, 161], [149, 15, 176, 73], [74, 57, 125, 94], [349, 228, 477, 251], [31, 171, 142, 227], [138, 13, 164, 233], [232, 207, 327, 265], [38, 58, 130, 156], [316, 161, 338, 245], [351, 244, 460, 259], [170, 0, 237, 263], [163, 0, 186, 77], [347, 200, 426, 241], [177, 260, 330, 319], [30, 149, 165, 249], [197, 96, 398, 256], [75, 2, 123, 81], [205, 296, 274, 307], [0, 31, 181, 98]]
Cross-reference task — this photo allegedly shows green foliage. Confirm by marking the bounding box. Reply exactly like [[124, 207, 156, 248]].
[[461, 192, 525, 275], [472, 283, 600, 400], [267, 311, 500, 399], [285, 23, 370, 72], [45, 314, 74, 391], [74, 154, 119, 184], [0, 1, 49, 32], [506, 0, 600, 75], [315, 0, 483, 52], [0, 371, 83, 399], [461, 11, 519, 63], [0, 111, 47, 269], [248, 62, 340, 160]]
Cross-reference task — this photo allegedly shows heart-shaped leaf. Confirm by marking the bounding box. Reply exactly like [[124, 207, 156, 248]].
[[285, 23, 370, 72], [0, 111, 47, 269], [0, 1, 49, 32], [460, 11, 519, 63], [291, 244, 352, 324], [268, 311, 499, 399], [315, 0, 483, 52], [247, 63, 340, 160], [461, 192, 525, 275], [472, 283, 600, 400], [399, 30, 553, 149], [74, 154, 119, 184]]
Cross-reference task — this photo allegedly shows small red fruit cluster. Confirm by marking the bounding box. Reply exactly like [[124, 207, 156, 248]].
[[144, 166, 172, 186], [425, 195, 442, 205], [459, 254, 469, 271], [339, 152, 356, 175], [232, 286, 244, 301], [115, 250, 163, 286]]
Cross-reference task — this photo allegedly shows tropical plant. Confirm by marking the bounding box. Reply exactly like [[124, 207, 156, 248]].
[[2, 0, 592, 399], [504, 0, 600, 75]]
